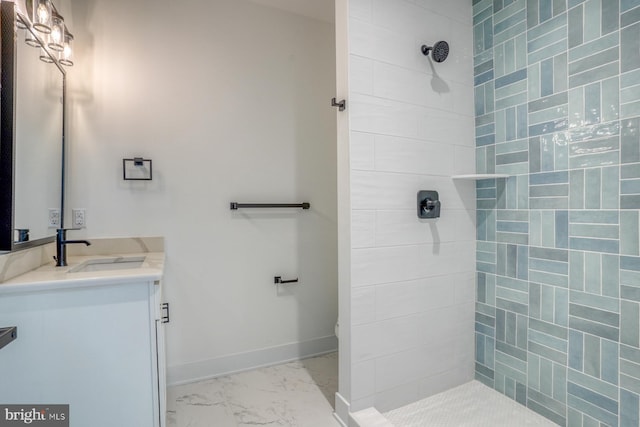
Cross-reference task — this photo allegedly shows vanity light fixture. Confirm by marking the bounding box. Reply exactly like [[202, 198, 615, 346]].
[[47, 11, 64, 51], [59, 33, 74, 66], [18, 0, 75, 67], [32, 0, 52, 34], [38, 47, 54, 63], [24, 27, 40, 47]]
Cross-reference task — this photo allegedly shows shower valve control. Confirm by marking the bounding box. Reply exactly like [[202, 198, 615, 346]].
[[417, 190, 441, 219]]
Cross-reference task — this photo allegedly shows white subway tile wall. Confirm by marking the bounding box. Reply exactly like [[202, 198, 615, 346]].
[[348, 0, 475, 413]]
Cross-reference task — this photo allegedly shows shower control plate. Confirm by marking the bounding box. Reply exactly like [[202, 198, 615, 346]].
[[417, 190, 441, 219]]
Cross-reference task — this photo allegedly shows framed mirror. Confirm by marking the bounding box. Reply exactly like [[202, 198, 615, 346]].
[[0, 1, 65, 251]]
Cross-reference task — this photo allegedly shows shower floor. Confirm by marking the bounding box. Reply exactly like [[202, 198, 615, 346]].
[[380, 381, 558, 427]]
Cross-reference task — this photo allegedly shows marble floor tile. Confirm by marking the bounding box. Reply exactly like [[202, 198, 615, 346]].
[[167, 352, 339, 427]]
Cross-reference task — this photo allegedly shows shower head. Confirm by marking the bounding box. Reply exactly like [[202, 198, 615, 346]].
[[421, 41, 449, 63]]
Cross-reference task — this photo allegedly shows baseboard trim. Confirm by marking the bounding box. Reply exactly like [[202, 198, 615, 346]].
[[334, 392, 350, 426], [333, 412, 348, 427], [167, 335, 338, 386]]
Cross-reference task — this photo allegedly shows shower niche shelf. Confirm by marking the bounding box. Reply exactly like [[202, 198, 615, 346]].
[[451, 174, 511, 180]]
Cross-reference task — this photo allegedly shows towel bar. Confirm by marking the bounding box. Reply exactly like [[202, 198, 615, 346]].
[[230, 202, 310, 210]]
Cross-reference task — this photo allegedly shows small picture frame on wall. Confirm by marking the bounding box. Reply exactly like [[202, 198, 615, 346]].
[[123, 158, 152, 180]]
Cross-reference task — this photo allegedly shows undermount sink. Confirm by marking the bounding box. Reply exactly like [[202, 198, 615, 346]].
[[69, 256, 146, 273]]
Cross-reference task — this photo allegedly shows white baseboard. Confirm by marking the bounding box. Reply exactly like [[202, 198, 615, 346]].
[[334, 392, 350, 426], [333, 412, 348, 427], [167, 335, 338, 386]]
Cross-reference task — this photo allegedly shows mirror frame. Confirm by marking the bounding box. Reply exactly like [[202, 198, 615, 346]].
[[0, 1, 66, 251]]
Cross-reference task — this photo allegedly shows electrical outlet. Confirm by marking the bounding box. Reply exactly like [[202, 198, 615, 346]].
[[48, 208, 60, 228], [72, 209, 86, 228]]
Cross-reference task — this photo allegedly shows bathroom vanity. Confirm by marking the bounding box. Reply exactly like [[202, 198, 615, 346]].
[[0, 4, 168, 423], [0, 239, 166, 427]]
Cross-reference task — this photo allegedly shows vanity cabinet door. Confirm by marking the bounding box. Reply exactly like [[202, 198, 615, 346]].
[[151, 281, 167, 427], [0, 282, 160, 427]]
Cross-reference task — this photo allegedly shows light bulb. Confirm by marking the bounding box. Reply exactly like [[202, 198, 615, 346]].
[[51, 26, 61, 43], [37, 4, 48, 23]]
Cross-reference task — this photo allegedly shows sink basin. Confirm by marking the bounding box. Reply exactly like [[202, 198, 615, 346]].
[[69, 256, 146, 273]]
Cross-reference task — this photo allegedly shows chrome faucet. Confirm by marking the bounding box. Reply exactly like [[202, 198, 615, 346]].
[[55, 228, 91, 267]]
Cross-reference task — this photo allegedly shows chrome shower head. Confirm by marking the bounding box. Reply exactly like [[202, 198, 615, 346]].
[[421, 41, 449, 63]]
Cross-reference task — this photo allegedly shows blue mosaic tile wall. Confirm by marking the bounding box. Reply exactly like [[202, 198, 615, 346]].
[[473, 1, 640, 426]]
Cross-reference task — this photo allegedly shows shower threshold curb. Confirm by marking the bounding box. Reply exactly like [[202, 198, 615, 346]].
[[352, 380, 558, 427]]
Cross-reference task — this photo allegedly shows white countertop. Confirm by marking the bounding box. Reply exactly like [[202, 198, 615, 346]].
[[0, 252, 164, 294]]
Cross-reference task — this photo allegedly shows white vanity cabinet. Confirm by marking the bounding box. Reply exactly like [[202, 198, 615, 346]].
[[0, 279, 166, 427]]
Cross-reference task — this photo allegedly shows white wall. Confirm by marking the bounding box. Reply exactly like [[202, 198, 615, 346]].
[[335, 0, 353, 422], [344, 0, 477, 413], [62, 0, 337, 383]]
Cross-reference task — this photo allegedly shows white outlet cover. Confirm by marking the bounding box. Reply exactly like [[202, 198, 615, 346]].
[[48, 208, 60, 228], [72, 209, 86, 228]]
